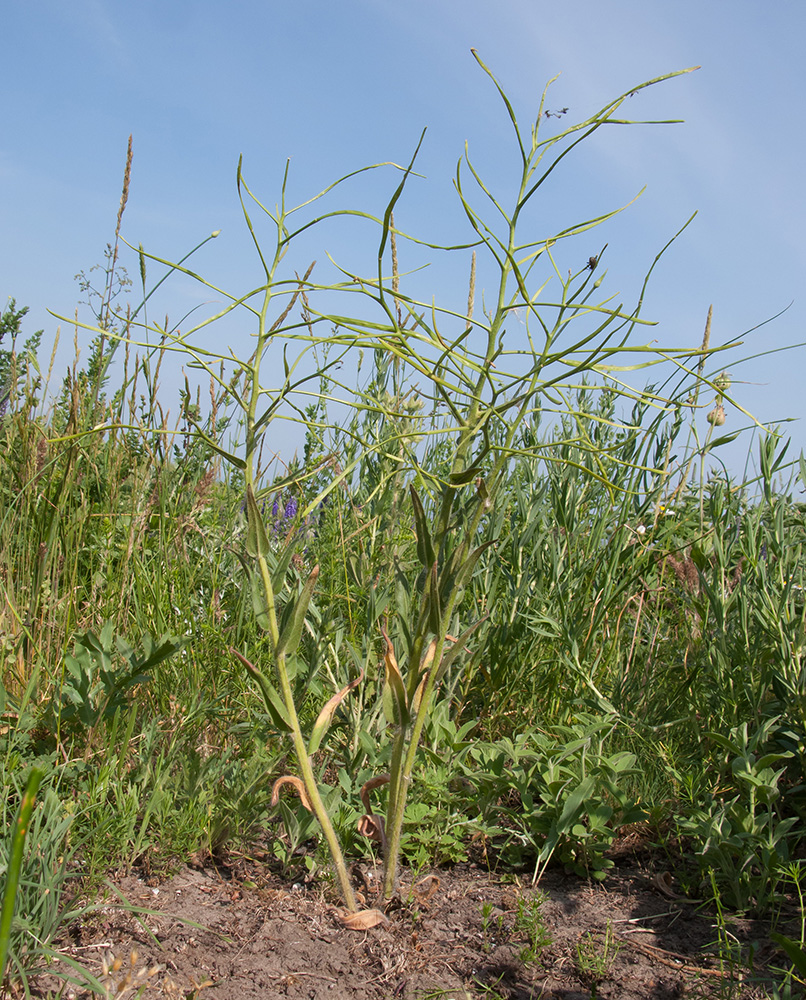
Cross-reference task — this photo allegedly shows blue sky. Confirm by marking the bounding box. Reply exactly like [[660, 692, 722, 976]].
[[3, 0, 805, 476]]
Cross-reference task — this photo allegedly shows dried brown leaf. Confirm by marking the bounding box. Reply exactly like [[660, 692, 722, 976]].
[[270, 775, 313, 811], [336, 907, 389, 930], [309, 667, 364, 754], [357, 813, 386, 844], [359, 773, 390, 815], [413, 874, 440, 903], [653, 871, 680, 899]]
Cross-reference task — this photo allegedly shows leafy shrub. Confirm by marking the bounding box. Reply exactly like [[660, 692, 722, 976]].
[[465, 714, 646, 880], [676, 718, 798, 913]]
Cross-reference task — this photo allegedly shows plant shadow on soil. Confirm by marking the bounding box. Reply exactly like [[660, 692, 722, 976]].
[[51, 844, 792, 1000]]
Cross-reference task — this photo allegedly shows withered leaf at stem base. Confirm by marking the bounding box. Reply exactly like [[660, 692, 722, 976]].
[[335, 908, 389, 930]]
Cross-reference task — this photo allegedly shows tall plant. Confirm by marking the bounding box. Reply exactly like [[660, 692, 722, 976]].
[[70, 56, 712, 914]]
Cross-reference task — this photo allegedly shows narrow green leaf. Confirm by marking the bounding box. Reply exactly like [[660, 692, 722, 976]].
[[470, 49, 525, 161], [381, 629, 408, 726], [276, 565, 320, 658], [245, 484, 270, 559], [270, 536, 297, 594], [426, 562, 442, 635], [377, 129, 427, 265], [410, 485, 435, 569], [0, 766, 45, 982], [436, 616, 488, 680], [308, 669, 364, 755], [449, 539, 496, 598], [770, 932, 806, 976], [706, 430, 742, 449], [449, 465, 482, 486], [250, 570, 273, 631], [230, 648, 292, 732]]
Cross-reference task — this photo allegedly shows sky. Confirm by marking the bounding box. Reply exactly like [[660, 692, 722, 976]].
[[3, 0, 805, 479]]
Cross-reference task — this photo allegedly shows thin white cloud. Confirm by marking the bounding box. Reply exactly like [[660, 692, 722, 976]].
[[63, 0, 130, 69]]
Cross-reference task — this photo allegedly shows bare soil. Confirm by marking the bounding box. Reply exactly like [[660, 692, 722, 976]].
[[53, 850, 792, 1000]]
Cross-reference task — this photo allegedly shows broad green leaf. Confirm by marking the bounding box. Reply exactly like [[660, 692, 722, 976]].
[[557, 776, 596, 832], [276, 565, 320, 658], [116, 633, 186, 673], [770, 932, 806, 976], [755, 752, 793, 770]]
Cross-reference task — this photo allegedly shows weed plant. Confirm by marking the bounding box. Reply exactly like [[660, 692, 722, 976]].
[[0, 52, 804, 990], [576, 920, 621, 990]]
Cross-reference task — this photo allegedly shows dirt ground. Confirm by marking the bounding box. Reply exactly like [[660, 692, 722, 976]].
[[53, 849, 794, 1000]]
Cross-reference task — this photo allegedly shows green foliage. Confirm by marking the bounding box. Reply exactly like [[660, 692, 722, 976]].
[[0, 298, 43, 416], [576, 920, 621, 989], [477, 892, 552, 968], [513, 893, 553, 965], [0, 766, 44, 989], [0, 59, 803, 988], [65, 57, 721, 912], [676, 718, 798, 913], [465, 714, 647, 881], [49, 621, 185, 731], [0, 771, 108, 997]]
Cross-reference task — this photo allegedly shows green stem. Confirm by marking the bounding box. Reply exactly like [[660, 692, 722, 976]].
[[254, 556, 357, 911], [276, 650, 358, 911], [383, 617, 456, 898], [0, 768, 44, 984], [242, 259, 357, 910]]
